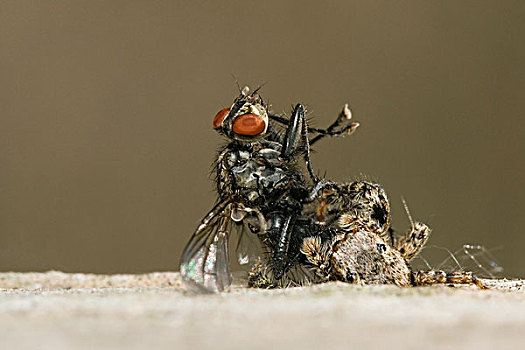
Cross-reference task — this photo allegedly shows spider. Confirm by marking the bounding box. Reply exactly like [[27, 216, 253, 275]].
[[296, 181, 487, 288]]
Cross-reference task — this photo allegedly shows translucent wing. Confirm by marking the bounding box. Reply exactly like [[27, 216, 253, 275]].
[[233, 205, 267, 267], [180, 200, 233, 293]]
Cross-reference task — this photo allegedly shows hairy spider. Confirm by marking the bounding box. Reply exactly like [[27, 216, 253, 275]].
[[297, 182, 487, 288]]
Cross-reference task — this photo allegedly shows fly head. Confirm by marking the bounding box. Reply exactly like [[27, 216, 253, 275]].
[[213, 87, 269, 141]]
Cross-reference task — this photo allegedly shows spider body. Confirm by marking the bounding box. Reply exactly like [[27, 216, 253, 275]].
[[299, 181, 485, 288]]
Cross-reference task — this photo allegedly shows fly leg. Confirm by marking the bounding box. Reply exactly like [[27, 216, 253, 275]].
[[268, 103, 359, 146], [309, 104, 359, 145], [264, 212, 293, 281], [279, 104, 318, 182]]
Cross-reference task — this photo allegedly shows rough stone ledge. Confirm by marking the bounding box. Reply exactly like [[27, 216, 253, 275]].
[[0, 271, 183, 290], [1, 271, 524, 350], [1, 270, 523, 291]]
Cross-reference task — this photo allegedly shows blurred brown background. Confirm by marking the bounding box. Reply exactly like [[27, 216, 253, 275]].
[[1, 1, 523, 277]]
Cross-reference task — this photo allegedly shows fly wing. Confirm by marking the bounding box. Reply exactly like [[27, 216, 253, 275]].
[[233, 208, 267, 267], [180, 200, 233, 293]]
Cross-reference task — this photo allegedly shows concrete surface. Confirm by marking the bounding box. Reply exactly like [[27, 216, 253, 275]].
[[0, 271, 524, 349]]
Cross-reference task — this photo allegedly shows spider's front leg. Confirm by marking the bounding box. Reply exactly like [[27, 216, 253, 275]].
[[395, 222, 431, 261]]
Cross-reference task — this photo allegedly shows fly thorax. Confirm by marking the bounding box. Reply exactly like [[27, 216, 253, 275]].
[[220, 145, 289, 204]]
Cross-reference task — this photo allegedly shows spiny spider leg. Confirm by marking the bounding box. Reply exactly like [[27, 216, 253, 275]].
[[394, 198, 431, 261], [395, 222, 431, 261], [412, 270, 487, 289]]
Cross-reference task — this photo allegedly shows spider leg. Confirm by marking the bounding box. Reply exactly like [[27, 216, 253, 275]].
[[387, 227, 396, 247], [412, 270, 487, 289], [395, 222, 431, 261]]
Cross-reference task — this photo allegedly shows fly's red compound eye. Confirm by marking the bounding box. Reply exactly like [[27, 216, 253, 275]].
[[213, 108, 230, 129], [232, 114, 266, 136]]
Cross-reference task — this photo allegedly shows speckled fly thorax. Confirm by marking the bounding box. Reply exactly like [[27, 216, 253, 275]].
[[216, 140, 306, 209]]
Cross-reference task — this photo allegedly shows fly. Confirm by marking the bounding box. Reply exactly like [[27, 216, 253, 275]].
[[179, 86, 357, 293]]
